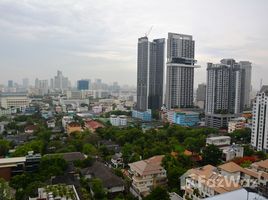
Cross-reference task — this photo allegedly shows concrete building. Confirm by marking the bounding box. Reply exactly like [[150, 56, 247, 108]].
[[180, 161, 261, 200], [8, 80, 13, 88], [181, 164, 241, 200], [167, 110, 199, 127], [251, 86, 268, 152], [132, 109, 152, 121], [77, 79, 90, 90], [205, 59, 251, 128], [29, 184, 80, 200], [128, 155, 167, 199], [206, 136, 231, 147], [239, 61, 252, 109], [136, 37, 165, 111], [206, 136, 244, 161], [54, 70, 69, 90], [35, 79, 49, 95], [110, 115, 127, 126], [22, 78, 29, 89], [228, 117, 247, 133], [196, 83, 206, 109], [0, 92, 29, 109], [165, 33, 199, 109], [205, 113, 237, 129]]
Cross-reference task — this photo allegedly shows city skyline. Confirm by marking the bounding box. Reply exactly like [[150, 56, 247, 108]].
[[0, 0, 267, 89]]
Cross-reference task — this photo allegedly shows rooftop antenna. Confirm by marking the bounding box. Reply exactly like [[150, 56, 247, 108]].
[[145, 26, 153, 37]]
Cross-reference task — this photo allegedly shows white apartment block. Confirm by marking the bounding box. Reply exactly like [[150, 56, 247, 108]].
[[251, 86, 268, 152], [206, 136, 231, 147], [110, 115, 127, 126]]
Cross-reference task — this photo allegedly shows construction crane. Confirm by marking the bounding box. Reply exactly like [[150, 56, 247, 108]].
[[145, 26, 153, 37]]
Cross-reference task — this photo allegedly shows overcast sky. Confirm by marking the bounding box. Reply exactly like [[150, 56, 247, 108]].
[[0, 0, 267, 88]]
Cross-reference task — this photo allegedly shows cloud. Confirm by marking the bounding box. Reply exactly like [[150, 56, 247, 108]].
[[0, 0, 267, 88]]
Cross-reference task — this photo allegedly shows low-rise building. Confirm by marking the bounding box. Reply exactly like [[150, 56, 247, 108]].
[[92, 105, 102, 114], [62, 116, 73, 131], [110, 115, 127, 126], [24, 125, 38, 134], [66, 122, 82, 135], [132, 109, 152, 122], [0, 92, 30, 110], [128, 155, 167, 199], [181, 164, 241, 200], [0, 152, 41, 181], [167, 110, 199, 127], [47, 119, 56, 128], [205, 113, 237, 129], [181, 161, 264, 200], [84, 120, 104, 132], [206, 136, 231, 147], [111, 153, 124, 168], [206, 136, 244, 161], [81, 161, 125, 195], [29, 184, 80, 200], [228, 117, 247, 133]]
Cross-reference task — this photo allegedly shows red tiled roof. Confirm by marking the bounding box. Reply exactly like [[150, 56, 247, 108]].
[[85, 120, 104, 130]]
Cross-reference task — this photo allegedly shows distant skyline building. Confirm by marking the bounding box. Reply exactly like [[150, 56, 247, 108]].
[[196, 83, 206, 109], [165, 33, 199, 109], [251, 85, 268, 152], [8, 80, 13, 88], [77, 79, 90, 90], [136, 36, 165, 111], [54, 70, 69, 90], [22, 78, 29, 88], [35, 79, 49, 95]]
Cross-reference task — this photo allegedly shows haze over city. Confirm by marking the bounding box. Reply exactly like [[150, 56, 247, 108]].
[[0, 0, 267, 88]]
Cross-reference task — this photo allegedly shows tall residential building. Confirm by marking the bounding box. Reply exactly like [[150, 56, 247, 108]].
[[205, 59, 251, 128], [165, 33, 199, 109], [136, 37, 165, 111], [206, 59, 249, 115], [251, 86, 268, 152], [240, 61, 252, 108]]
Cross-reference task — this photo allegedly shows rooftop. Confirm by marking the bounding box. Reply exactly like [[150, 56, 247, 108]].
[[128, 155, 165, 176], [81, 161, 124, 189], [204, 188, 267, 200], [0, 157, 26, 167]]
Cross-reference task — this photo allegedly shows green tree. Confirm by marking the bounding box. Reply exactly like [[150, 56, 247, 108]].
[[0, 140, 11, 157], [91, 178, 107, 199], [243, 145, 254, 156], [202, 144, 222, 165], [12, 140, 44, 156], [144, 186, 170, 200], [82, 143, 98, 155], [0, 178, 14, 200]]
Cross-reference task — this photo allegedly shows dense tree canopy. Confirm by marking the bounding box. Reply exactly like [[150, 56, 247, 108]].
[[202, 144, 222, 165]]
